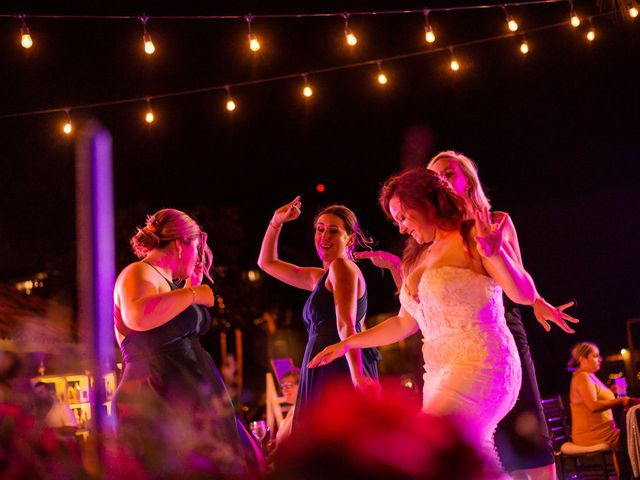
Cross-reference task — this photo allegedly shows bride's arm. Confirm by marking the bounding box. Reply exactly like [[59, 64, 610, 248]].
[[308, 308, 419, 368]]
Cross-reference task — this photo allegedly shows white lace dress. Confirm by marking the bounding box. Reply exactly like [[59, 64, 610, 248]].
[[400, 265, 521, 470]]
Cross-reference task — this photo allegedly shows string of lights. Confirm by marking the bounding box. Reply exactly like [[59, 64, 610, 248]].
[[0, 5, 633, 133]]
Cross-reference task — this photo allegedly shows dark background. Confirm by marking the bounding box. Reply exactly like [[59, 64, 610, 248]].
[[1, 0, 639, 395]]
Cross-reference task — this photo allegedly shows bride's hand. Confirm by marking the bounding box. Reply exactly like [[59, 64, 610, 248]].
[[474, 208, 507, 258], [308, 340, 351, 368], [271, 196, 302, 228]]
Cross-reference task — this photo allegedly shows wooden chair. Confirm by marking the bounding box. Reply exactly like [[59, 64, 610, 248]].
[[541, 395, 616, 479]]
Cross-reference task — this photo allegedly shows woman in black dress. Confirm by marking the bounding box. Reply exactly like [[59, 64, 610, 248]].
[[113, 208, 260, 478], [258, 198, 379, 429]]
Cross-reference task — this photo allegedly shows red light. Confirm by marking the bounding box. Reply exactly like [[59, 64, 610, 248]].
[[316, 184, 325, 193]]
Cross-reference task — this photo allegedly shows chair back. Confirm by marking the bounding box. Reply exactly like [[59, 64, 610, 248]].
[[541, 395, 571, 452]]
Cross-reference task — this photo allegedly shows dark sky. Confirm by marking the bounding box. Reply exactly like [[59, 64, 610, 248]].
[[1, 1, 639, 394]]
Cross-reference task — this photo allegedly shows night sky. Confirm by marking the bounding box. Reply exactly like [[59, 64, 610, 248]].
[[1, 1, 639, 395]]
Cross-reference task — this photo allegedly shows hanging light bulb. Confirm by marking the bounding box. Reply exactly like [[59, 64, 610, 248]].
[[586, 26, 595, 42], [570, 13, 581, 27], [302, 75, 313, 98], [423, 10, 436, 44], [62, 110, 73, 135], [376, 61, 388, 85], [225, 87, 236, 112], [629, 6, 638, 18], [449, 48, 460, 72], [519, 38, 529, 54], [343, 14, 358, 46], [144, 99, 155, 123], [140, 16, 155, 55], [502, 6, 518, 32], [248, 33, 261, 52], [569, 2, 581, 27], [245, 16, 261, 52], [19, 17, 33, 49]]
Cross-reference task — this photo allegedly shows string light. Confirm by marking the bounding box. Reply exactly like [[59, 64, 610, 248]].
[[0, 8, 624, 124], [62, 110, 73, 135], [449, 48, 460, 72], [569, 1, 581, 27], [144, 98, 155, 123], [519, 36, 529, 54], [245, 16, 261, 52], [302, 75, 313, 97], [225, 86, 236, 112], [423, 10, 436, 44], [19, 16, 33, 49], [343, 14, 358, 47], [586, 20, 595, 42], [629, 6, 639, 18], [502, 6, 519, 32], [376, 61, 388, 85], [140, 16, 155, 55]]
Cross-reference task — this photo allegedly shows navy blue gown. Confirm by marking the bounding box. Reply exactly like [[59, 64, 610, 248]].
[[113, 266, 260, 478], [293, 270, 380, 429]]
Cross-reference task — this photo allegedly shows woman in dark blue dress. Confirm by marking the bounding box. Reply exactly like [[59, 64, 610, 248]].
[[113, 208, 262, 478], [258, 198, 380, 428]]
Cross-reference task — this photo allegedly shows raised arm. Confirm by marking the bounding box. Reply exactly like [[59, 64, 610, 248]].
[[257, 196, 323, 291], [308, 307, 419, 368], [473, 209, 536, 305], [116, 263, 214, 331], [495, 211, 579, 333], [354, 250, 403, 290]]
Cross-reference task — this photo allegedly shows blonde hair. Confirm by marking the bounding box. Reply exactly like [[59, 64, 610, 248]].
[[427, 150, 491, 212], [567, 342, 597, 372]]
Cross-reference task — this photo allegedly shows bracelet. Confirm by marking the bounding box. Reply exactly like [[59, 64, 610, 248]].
[[269, 221, 282, 230], [188, 287, 196, 305]]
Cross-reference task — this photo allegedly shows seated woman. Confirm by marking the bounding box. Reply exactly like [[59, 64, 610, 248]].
[[568, 342, 637, 448]]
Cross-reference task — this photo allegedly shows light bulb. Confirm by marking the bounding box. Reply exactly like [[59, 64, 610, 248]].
[[450, 59, 460, 71], [248, 33, 261, 52], [425, 26, 436, 44], [145, 111, 155, 123], [571, 14, 581, 27], [507, 18, 519, 32], [20, 26, 32, 49], [143, 32, 155, 54], [520, 40, 529, 54], [303, 85, 313, 97], [345, 29, 357, 46], [629, 7, 638, 18], [63, 121, 72, 135], [377, 72, 388, 85], [226, 99, 236, 112], [586, 28, 595, 41]]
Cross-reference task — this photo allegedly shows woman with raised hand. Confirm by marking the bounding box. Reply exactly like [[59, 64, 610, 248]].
[[258, 197, 380, 429], [310, 168, 536, 478]]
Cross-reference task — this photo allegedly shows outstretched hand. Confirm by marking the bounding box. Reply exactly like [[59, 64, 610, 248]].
[[271, 196, 302, 227], [308, 340, 351, 368], [354, 250, 401, 271], [474, 208, 507, 258], [533, 297, 579, 333]]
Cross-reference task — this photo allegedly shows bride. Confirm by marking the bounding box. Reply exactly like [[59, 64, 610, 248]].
[[309, 168, 536, 475]]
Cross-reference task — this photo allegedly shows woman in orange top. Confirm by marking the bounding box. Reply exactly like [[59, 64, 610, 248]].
[[568, 342, 637, 447]]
